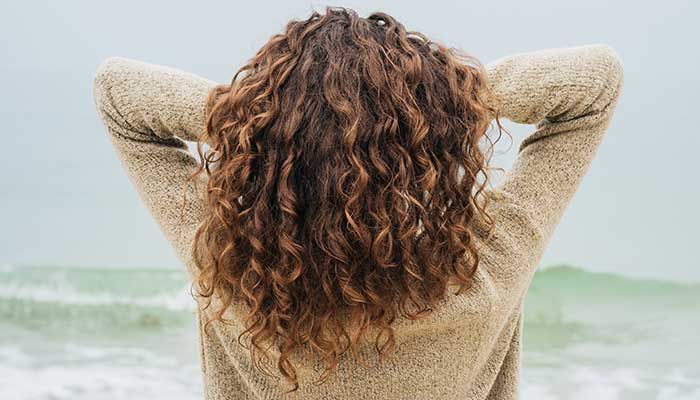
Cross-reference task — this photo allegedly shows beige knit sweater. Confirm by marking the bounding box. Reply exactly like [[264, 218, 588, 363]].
[[92, 43, 624, 399]]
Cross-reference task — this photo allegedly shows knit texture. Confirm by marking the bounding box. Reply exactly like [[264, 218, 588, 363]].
[[92, 43, 624, 399]]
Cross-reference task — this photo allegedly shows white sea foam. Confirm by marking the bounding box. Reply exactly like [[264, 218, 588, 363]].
[[0, 344, 202, 400], [522, 364, 700, 400], [0, 358, 202, 400]]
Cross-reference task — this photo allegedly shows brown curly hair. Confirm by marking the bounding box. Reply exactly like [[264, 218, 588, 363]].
[[188, 6, 505, 392]]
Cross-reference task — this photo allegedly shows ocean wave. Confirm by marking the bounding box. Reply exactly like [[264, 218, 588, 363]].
[[2, 264, 695, 305], [1, 264, 697, 335], [0, 265, 197, 333], [0, 264, 195, 309], [0, 281, 196, 311]]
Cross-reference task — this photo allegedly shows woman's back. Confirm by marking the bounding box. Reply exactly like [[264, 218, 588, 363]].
[[92, 8, 623, 399], [197, 193, 539, 399]]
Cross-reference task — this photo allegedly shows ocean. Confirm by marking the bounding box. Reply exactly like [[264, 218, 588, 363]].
[[1, 264, 698, 400]]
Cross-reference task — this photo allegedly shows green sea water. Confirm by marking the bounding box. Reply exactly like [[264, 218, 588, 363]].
[[0, 264, 698, 399]]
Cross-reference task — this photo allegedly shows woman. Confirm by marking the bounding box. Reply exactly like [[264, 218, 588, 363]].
[[92, 6, 623, 400]]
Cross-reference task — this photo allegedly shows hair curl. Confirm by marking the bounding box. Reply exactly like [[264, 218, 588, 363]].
[[188, 6, 505, 392]]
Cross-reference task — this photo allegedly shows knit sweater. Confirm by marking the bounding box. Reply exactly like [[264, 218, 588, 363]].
[[92, 43, 624, 399]]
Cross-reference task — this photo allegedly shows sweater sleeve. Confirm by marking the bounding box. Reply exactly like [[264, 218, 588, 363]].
[[484, 44, 624, 246], [92, 56, 219, 281]]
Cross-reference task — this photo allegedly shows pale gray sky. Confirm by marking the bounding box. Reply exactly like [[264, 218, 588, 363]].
[[1, 1, 698, 281]]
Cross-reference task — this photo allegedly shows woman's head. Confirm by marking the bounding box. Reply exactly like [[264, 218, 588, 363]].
[[190, 6, 503, 392]]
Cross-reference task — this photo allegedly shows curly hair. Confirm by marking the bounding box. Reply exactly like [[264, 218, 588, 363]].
[[188, 6, 505, 392]]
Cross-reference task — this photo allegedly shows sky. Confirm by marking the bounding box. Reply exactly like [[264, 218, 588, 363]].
[[1, 0, 698, 281]]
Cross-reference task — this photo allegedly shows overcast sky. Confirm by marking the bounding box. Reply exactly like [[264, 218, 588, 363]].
[[1, 0, 697, 281]]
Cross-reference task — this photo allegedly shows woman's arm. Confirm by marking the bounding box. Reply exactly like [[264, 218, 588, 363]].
[[92, 57, 218, 280], [484, 44, 625, 247]]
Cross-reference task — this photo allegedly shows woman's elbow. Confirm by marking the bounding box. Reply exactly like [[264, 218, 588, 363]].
[[92, 56, 141, 137], [590, 44, 625, 108]]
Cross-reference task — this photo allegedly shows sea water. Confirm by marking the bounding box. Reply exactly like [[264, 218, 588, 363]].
[[1, 264, 698, 400]]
